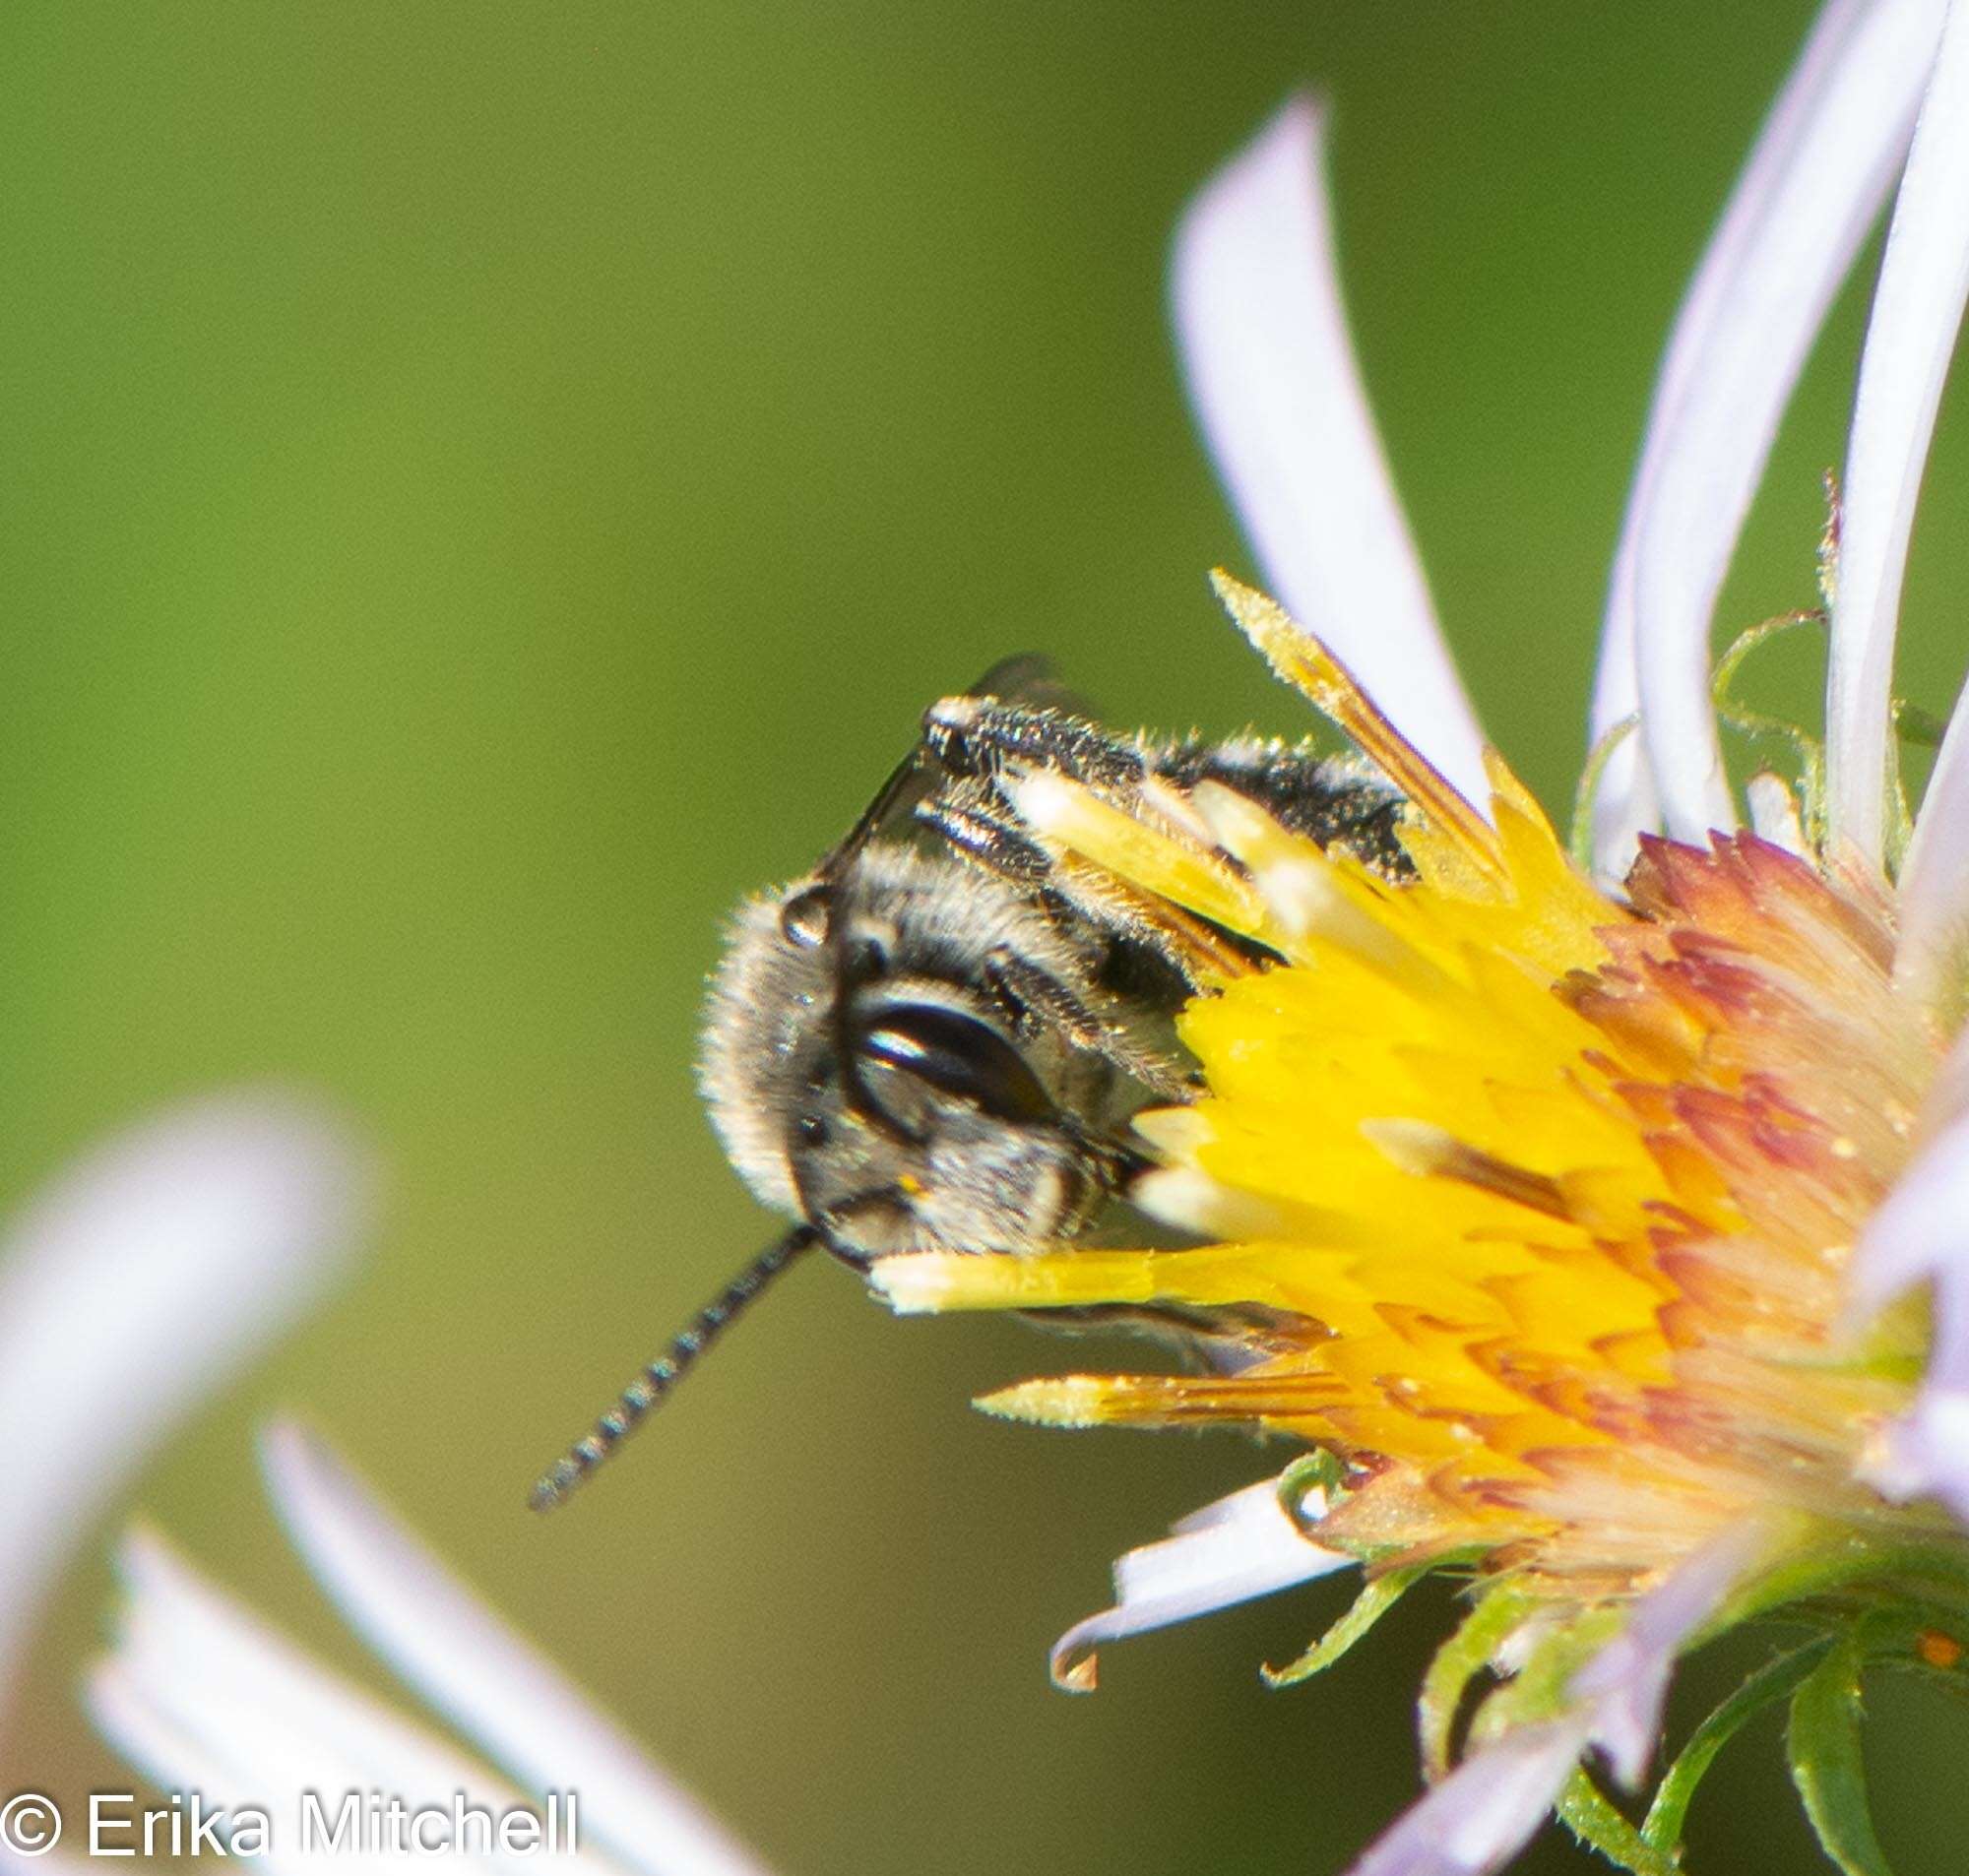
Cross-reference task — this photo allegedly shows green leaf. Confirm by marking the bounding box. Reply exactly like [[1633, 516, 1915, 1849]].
[[1556, 1768, 1677, 1876], [1641, 1636, 1833, 1856], [1787, 1637, 1893, 1876], [1263, 1563, 1428, 1688]]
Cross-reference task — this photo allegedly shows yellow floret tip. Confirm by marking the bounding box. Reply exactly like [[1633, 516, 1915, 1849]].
[[975, 1376, 1118, 1427]]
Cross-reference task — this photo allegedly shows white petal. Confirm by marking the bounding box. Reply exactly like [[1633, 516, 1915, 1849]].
[[1844, 1086, 1969, 1513], [1847, 1061, 1969, 1314], [88, 1659, 357, 1876], [0, 1815, 81, 1876], [1616, 0, 1942, 844], [260, 1422, 772, 1876], [1570, 1522, 1769, 1787], [1745, 772, 1810, 854], [1868, 1389, 1969, 1510], [1919, 1017, 1969, 1138], [1831, 0, 1969, 866], [1591, 0, 1880, 869], [1895, 701, 1969, 1011], [1172, 96, 1489, 804], [92, 1529, 587, 1876], [0, 1094, 364, 1715], [1343, 1721, 1589, 1876], [1048, 1474, 1351, 1690]]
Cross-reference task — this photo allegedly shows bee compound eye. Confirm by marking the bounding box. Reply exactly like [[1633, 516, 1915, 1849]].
[[856, 1004, 1055, 1125]]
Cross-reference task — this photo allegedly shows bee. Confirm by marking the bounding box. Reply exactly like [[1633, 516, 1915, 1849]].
[[528, 661, 1403, 1510]]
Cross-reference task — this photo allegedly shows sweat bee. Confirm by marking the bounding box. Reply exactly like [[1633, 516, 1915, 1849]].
[[529, 660, 1403, 1509]]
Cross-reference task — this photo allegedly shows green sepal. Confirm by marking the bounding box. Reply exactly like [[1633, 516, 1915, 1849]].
[[1556, 1768, 1677, 1876], [1263, 1562, 1429, 1689], [1717, 1532, 1969, 1644], [1568, 713, 1638, 872], [1469, 1603, 1625, 1744], [1418, 1584, 1537, 1782], [1275, 1448, 1351, 1534], [1640, 1635, 1834, 1857], [1786, 1636, 1893, 1876], [1707, 607, 1828, 849]]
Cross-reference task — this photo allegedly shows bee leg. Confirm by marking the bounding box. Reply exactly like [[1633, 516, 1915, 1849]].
[[922, 778, 1233, 987], [984, 945, 1194, 1103], [923, 695, 1148, 795], [1150, 736, 1412, 876], [917, 790, 1055, 891], [1015, 1302, 1320, 1374], [927, 695, 1410, 875]]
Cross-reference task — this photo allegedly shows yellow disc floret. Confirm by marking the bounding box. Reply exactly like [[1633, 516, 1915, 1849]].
[[872, 575, 1944, 1593]]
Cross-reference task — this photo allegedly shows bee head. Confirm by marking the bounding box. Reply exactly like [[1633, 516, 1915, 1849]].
[[698, 846, 1119, 1263]]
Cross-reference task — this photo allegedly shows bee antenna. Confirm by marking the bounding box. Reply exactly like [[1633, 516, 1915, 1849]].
[[528, 1223, 820, 1513]]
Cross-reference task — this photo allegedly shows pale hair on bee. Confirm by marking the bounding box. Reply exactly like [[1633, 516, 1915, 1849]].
[[529, 658, 1405, 1509]]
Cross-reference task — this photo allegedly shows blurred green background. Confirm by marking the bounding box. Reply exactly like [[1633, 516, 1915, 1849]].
[[5, 3, 1969, 1872]]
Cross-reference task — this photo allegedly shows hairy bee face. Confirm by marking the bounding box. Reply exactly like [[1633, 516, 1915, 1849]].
[[531, 678, 1404, 1510], [699, 844, 1126, 1263]]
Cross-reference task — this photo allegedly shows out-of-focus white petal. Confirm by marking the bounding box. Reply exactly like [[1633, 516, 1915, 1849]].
[[1919, 1017, 1969, 1141], [1869, 1387, 1969, 1511], [260, 1423, 771, 1876], [88, 1662, 361, 1876], [0, 1818, 80, 1876], [91, 1529, 599, 1876], [1048, 1474, 1351, 1690], [1895, 705, 1969, 1011], [1844, 1082, 1969, 1512], [0, 1094, 364, 1714], [1172, 96, 1489, 804], [110, 1530, 514, 1810], [1876, 2, 1969, 998], [1847, 1034, 1969, 1314], [1830, 1, 1969, 867], [1616, 0, 1942, 845], [1570, 1523, 1769, 1788], [1343, 1720, 1589, 1876]]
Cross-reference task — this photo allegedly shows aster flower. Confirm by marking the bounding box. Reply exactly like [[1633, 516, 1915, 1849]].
[[869, 1, 1969, 1870], [88, 1421, 772, 1876]]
